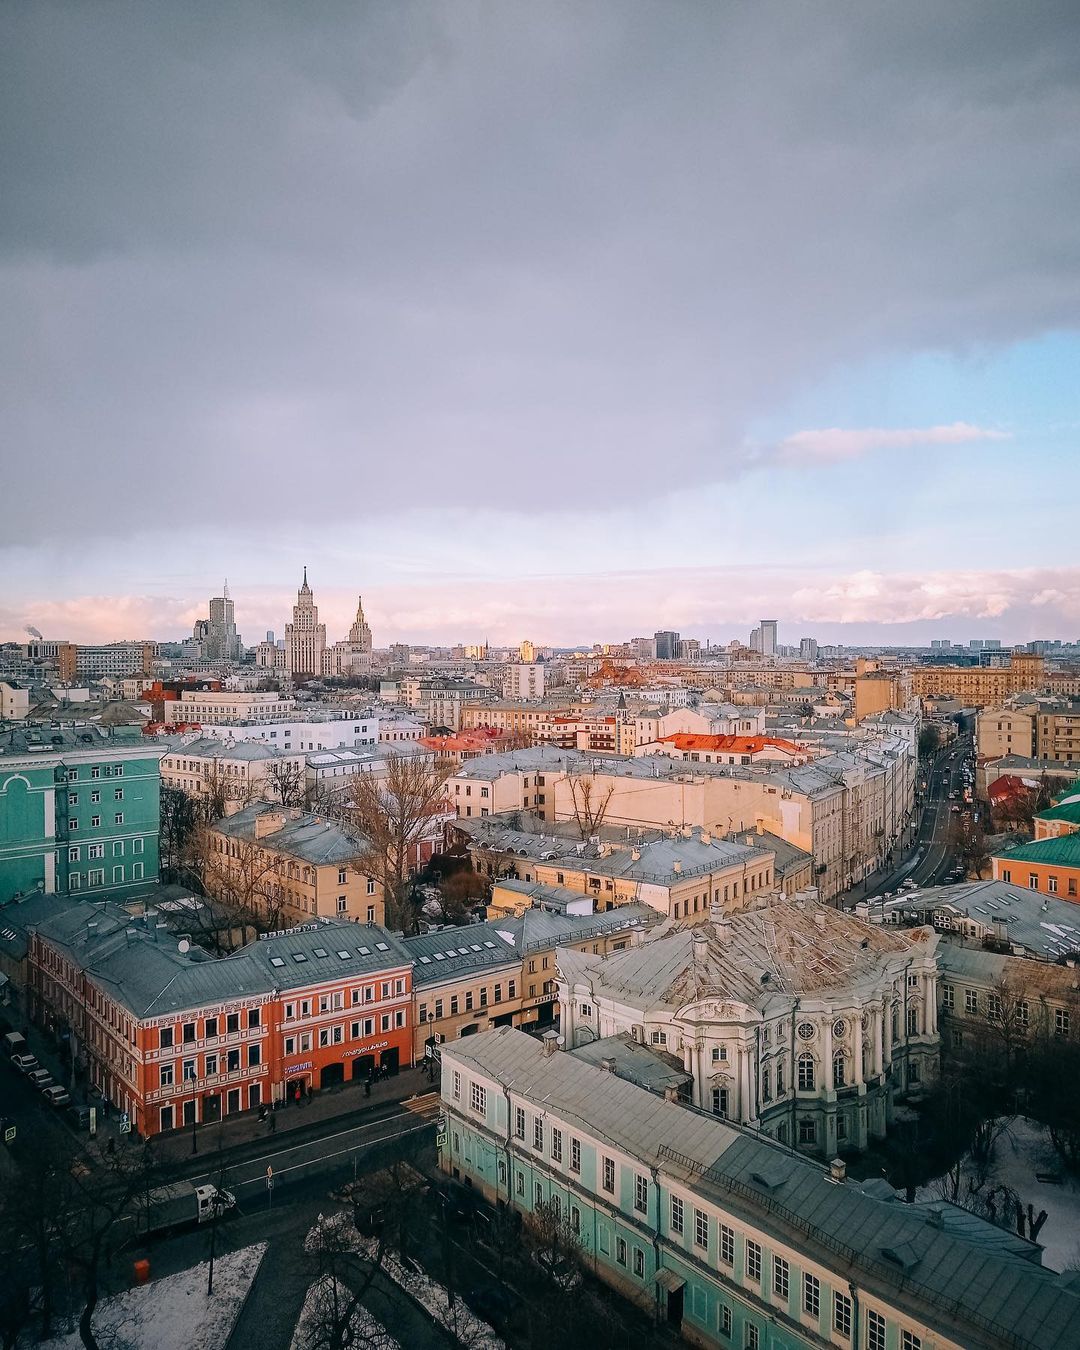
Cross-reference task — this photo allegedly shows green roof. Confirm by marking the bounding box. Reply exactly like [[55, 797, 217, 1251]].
[[1035, 800, 1080, 826], [995, 833, 1080, 868]]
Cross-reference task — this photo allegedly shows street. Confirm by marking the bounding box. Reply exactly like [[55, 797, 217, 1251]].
[[853, 731, 974, 904]]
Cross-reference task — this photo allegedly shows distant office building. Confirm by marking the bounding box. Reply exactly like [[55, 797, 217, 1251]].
[[193, 582, 242, 662], [799, 637, 818, 662], [653, 631, 681, 661], [759, 619, 778, 657], [929, 639, 952, 650]]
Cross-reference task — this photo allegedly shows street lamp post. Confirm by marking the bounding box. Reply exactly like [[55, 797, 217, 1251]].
[[185, 1064, 198, 1155]]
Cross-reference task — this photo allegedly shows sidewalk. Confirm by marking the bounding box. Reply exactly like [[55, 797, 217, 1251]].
[[148, 1063, 438, 1166]]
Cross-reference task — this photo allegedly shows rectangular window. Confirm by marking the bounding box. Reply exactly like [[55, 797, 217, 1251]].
[[745, 1326, 759, 1350], [552, 1127, 563, 1163], [470, 1082, 486, 1115], [720, 1223, 734, 1265], [515, 1171, 525, 1197], [633, 1248, 645, 1278], [114, 813, 124, 825], [719, 1305, 732, 1337], [452, 1070, 461, 1100], [248, 1044, 261, 1067], [942, 983, 954, 1010], [616, 1237, 627, 1267], [534, 1181, 544, 1209], [694, 1208, 708, 1250], [867, 1311, 887, 1350], [159, 1063, 174, 1087], [964, 988, 978, 1013], [1056, 1008, 1071, 1037], [745, 1240, 761, 1282], [772, 1255, 789, 1299], [634, 1174, 648, 1215], [901, 1334, 922, 1350], [533, 1116, 543, 1151], [803, 1272, 819, 1317], [570, 1137, 581, 1173], [515, 1106, 526, 1139], [670, 1195, 684, 1234], [834, 1291, 852, 1338], [602, 1157, 615, 1193]]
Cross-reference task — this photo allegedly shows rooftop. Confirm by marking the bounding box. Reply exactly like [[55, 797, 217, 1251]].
[[559, 902, 930, 1010], [213, 804, 369, 866], [0, 723, 158, 760], [904, 880, 1080, 961], [570, 1031, 692, 1095], [162, 736, 298, 762], [994, 834, 1080, 869], [32, 907, 412, 1017]]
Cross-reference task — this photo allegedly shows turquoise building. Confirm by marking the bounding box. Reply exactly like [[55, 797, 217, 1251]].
[[0, 725, 163, 905], [440, 1027, 1077, 1350]]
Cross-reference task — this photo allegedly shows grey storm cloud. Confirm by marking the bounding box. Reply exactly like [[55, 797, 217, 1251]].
[[2, 1, 1079, 542]]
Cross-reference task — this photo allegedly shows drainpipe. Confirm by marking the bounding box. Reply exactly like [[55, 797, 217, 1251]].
[[500, 1080, 514, 1209], [651, 1165, 663, 1327], [849, 1281, 860, 1350], [790, 1004, 797, 1148]]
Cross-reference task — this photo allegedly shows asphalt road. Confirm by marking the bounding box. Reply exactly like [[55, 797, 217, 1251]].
[[859, 733, 974, 902]]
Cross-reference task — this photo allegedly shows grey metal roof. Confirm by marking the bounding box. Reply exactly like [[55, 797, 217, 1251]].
[[906, 880, 1080, 961], [446, 1028, 1080, 1350], [214, 804, 370, 865], [31, 906, 412, 1017], [404, 921, 519, 986], [570, 1032, 692, 1095]]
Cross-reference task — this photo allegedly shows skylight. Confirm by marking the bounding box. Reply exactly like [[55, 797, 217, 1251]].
[[269, 957, 285, 968], [337, 950, 351, 960], [357, 946, 370, 955], [313, 947, 328, 958], [375, 942, 389, 951], [292, 953, 307, 962]]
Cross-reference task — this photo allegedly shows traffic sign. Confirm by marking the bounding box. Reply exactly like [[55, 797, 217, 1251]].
[[119, 1112, 131, 1134], [266, 1177, 274, 1190], [3, 1123, 15, 1144]]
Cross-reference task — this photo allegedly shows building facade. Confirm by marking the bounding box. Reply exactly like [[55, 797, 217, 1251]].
[[29, 909, 413, 1137], [0, 726, 162, 904], [285, 568, 327, 678], [440, 1028, 1076, 1350], [559, 903, 938, 1157]]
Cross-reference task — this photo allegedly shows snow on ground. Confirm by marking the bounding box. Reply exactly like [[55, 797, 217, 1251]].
[[290, 1277, 399, 1350], [304, 1212, 503, 1350], [40, 1242, 266, 1350], [919, 1116, 1080, 1272]]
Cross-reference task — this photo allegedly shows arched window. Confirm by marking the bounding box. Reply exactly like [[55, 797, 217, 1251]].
[[832, 1051, 846, 1088], [797, 1053, 815, 1091]]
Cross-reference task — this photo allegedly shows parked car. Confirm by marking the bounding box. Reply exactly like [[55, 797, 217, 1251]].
[[27, 1068, 54, 1090], [67, 1103, 93, 1130], [898, 879, 919, 892], [11, 1053, 40, 1074], [42, 1085, 71, 1107], [466, 1284, 515, 1324]]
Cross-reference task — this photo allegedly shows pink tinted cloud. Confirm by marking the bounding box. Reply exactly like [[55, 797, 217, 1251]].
[[5, 564, 1078, 647], [776, 422, 1010, 464]]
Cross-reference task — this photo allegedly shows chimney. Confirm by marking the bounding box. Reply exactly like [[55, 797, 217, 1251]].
[[681, 824, 693, 839], [601, 1056, 617, 1074], [542, 1030, 559, 1057], [699, 829, 712, 846], [254, 809, 286, 839], [755, 818, 765, 835], [814, 911, 827, 931], [692, 930, 708, 962], [925, 1205, 945, 1229], [631, 848, 641, 861], [714, 915, 733, 943], [664, 1086, 680, 1103], [710, 898, 725, 923], [672, 861, 682, 874], [829, 1158, 846, 1183]]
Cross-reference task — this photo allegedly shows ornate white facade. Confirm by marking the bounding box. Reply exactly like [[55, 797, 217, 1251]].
[[558, 900, 939, 1158], [284, 568, 326, 678]]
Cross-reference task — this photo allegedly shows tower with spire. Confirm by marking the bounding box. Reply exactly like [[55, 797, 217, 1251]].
[[285, 566, 326, 678], [347, 595, 373, 653]]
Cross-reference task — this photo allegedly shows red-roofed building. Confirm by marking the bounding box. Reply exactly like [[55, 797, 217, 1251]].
[[632, 733, 812, 766], [416, 727, 529, 765]]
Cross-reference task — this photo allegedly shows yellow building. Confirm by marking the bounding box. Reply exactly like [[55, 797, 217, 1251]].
[[205, 804, 384, 928], [911, 652, 1046, 705]]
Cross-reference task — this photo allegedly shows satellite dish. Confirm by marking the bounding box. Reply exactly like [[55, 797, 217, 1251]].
[[556, 1036, 565, 1047], [178, 939, 190, 953]]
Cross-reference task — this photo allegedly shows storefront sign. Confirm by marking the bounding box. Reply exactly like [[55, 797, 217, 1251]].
[[284, 1061, 313, 1074], [344, 1040, 389, 1058]]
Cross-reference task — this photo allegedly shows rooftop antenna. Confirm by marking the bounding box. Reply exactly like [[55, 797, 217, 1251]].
[[223, 577, 230, 599]]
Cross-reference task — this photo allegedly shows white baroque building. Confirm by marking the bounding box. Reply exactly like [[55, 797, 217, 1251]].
[[558, 899, 938, 1158]]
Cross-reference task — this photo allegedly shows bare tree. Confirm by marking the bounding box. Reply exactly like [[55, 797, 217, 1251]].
[[948, 812, 991, 880], [566, 773, 615, 840], [159, 785, 200, 882], [264, 758, 308, 808], [339, 755, 453, 931], [182, 824, 287, 942]]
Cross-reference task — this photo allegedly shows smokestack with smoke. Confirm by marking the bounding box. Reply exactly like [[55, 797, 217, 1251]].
[[25, 626, 44, 641]]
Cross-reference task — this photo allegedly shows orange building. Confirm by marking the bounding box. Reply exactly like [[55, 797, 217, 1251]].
[[991, 833, 1080, 903], [29, 907, 413, 1138]]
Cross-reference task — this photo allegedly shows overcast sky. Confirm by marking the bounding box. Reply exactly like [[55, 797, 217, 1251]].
[[2, 2, 1078, 648]]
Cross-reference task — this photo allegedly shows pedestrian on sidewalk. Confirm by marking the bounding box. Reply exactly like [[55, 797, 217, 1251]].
[[268, 1112, 276, 1133]]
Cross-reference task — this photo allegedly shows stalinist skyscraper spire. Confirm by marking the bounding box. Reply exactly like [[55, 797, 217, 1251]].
[[348, 595, 373, 654], [285, 566, 326, 678]]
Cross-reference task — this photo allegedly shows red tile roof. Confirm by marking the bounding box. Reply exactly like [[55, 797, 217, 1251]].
[[658, 734, 806, 755]]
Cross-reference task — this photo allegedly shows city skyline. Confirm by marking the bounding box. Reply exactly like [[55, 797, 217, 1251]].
[[3, 4, 1079, 642]]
